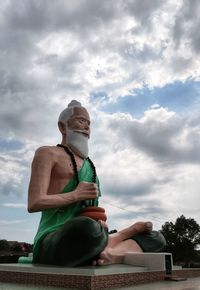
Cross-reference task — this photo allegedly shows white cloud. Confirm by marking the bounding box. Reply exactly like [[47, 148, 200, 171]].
[[0, 0, 200, 124], [1, 203, 27, 208], [0, 219, 26, 225], [0, 155, 24, 186], [88, 105, 200, 230]]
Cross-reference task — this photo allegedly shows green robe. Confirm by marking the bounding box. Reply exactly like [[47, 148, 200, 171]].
[[33, 158, 101, 262]]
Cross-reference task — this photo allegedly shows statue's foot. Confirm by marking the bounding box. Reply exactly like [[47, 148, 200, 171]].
[[93, 248, 124, 266], [133, 221, 153, 235]]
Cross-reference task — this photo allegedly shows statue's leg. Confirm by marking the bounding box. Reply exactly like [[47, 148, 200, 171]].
[[36, 216, 108, 266], [94, 239, 143, 266], [132, 231, 167, 252], [94, 230, 166, 266], [100, 221, 152, 250], [93, 221, 153, 266]]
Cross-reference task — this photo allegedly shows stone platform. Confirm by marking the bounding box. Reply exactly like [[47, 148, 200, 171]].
[[0, 263, 165, 289], [0, 253, 200, 290]]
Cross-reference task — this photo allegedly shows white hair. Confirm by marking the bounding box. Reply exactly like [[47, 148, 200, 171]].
[[58, 100, 82, 124]]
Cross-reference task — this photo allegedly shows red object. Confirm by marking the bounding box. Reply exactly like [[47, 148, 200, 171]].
[[80, 206, 107, 221]]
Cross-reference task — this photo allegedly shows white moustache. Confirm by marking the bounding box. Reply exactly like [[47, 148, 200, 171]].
[[74, 129, 90, 138]]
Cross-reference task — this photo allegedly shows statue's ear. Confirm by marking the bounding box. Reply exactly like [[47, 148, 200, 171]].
[[58, 121, 66, 134]]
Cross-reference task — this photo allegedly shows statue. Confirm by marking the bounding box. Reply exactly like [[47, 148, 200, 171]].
[[28, 100, 166, 266]]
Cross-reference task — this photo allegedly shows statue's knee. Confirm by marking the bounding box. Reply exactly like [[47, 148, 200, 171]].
[[156, 231, 167, 251]]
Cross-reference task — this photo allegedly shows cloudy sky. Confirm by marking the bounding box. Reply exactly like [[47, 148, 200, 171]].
[[0, 0, 200, 243]]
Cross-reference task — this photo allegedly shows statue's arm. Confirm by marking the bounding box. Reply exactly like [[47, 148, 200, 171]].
[[28, 147, 98, 213], [28, 147, 66, 212]]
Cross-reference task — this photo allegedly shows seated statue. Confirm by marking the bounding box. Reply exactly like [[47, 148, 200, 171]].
[[28, 100, 166, 266]]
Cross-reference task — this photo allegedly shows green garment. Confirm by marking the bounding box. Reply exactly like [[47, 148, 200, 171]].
[[33, 159, 101, 262], [132, 231, 166, 252], [35, 216, 108, 266]]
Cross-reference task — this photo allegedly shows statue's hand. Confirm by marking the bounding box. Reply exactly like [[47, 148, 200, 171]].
[[73, 181, 98, 202]]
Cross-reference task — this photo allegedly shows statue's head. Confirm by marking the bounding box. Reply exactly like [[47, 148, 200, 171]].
[[58, 100, 90, 158]]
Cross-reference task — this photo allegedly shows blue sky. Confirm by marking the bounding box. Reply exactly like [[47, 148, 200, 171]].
[[0, 0, 200, 243], [100, 80, 200, 116]]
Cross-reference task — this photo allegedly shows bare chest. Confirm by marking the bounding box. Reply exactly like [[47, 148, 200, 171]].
[[48, 153, 83, 193]]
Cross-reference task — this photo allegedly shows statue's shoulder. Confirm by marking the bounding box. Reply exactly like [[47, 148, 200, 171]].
[[35, 145, 57, 153], [34, 146, 58, 159]]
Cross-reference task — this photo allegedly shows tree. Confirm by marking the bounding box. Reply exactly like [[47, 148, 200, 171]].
[[161, 215, 200, 267], [10, 241, 22, 252], [0, 239, 10, 252]]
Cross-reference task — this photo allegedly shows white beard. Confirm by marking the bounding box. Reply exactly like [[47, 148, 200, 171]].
[[66, 129, 89, 158]]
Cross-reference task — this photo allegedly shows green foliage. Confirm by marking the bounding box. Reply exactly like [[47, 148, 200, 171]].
[[0, 239, 33, 253], [161, 215, 200, 266], [10, 241, 22, 252], [0, 239, 10, 251]]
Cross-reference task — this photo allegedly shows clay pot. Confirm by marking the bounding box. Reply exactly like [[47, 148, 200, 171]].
[[80, 206, 107, 222]]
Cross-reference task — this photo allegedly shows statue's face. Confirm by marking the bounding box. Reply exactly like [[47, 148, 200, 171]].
[[67, 107, 90, 138], [65, 107, 90, 158]]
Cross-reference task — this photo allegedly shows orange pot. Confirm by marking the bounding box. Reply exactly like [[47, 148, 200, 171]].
[[80, 206, 107, 222]]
